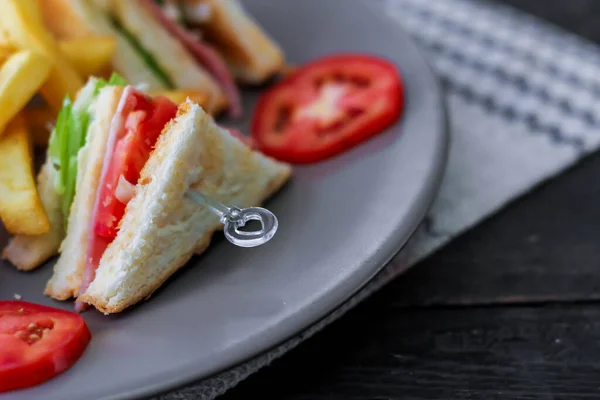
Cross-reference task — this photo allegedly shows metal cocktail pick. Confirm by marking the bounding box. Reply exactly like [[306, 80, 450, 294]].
[[186, 190, 278, 248]]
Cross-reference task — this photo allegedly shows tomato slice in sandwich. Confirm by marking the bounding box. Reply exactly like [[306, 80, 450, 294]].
[[251, 54, 404, 164], [0, 301, 91, 392], [93, 91, 177, 239]]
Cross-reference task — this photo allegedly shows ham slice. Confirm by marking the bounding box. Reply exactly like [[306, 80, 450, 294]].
[[139, 0, 242, 117], [74, 88, 132, 312]]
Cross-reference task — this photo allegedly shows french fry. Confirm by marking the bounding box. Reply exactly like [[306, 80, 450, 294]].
[[0, 114, 50, 235], [0, 45, 14, 64], [25, 106, 55, 147], [0, 0, 83, 110], [151, 90, 211, 109], [0, 50, 51, 136], [58, 36, 116, 77], [36, 0, 94, 40]]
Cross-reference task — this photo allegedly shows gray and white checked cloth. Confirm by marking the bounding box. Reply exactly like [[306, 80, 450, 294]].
[[158, 0, 600, 398]]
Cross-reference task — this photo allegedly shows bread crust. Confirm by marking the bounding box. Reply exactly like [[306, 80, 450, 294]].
[[186, 0, 285, 83], [80, 101, 291, 313]]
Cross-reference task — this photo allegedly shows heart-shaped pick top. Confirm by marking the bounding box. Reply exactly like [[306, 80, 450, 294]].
[[186, 190, 279, 248], [224, 207, 278, 248]]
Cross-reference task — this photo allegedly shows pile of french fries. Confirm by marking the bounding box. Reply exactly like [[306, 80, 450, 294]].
[[0, 0, 113, 236], [0, 0, 210, 238]]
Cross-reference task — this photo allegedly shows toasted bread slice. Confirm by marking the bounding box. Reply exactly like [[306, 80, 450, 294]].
[[2, 160, 64, 271], [39, 0, 167, 91], [79, 100, 291, 313], [44, 86, 123, 300], [111, 0, 227, 113], [184, 0, 285, 84]]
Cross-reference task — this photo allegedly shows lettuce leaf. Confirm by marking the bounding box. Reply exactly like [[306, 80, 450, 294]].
[[48, 96, 72, 196], [108, 16, 174, 88], [108, 72, 128, 87], [49, 75, 129, 225], [61, 108, 87, 219]]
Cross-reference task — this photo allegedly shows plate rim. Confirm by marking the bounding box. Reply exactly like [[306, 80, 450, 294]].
[[112, 3, 451, 399]]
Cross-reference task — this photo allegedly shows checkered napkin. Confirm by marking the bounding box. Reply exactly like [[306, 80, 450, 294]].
[[158, 0, 600, 398]]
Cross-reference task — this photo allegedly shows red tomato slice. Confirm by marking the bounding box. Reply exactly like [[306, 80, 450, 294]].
[[251, 54, 404, 164], [93, 93, 177, 239], [0, 301, 91, 392]]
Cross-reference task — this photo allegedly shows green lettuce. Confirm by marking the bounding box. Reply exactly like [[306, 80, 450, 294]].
[[48, 96, 72, 196], [48, 74, 128, 225], [109, 16, 174, 88], [108, 72, 128, 87]]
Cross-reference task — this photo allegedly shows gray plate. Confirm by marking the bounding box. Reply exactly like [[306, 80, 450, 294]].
[[0, 1, 447, 399]]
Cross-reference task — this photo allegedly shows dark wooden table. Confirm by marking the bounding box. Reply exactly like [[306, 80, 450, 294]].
[[220, 1, 600, 399]]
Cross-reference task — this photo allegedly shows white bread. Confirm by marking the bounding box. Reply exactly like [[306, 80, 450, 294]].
[[189, 0, 285, 83], [111, 0, 227, 112], [79, 100, 291, 313], [2, 160, 64, 271], [40, 0, 168, 91], [45, 86, 123, 300]]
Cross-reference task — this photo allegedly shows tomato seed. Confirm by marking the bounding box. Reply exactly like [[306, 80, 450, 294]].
[[14, 331, 27, 340]]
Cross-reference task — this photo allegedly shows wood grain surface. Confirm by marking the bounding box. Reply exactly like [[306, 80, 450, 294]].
[[225, 302, 600, 400]]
